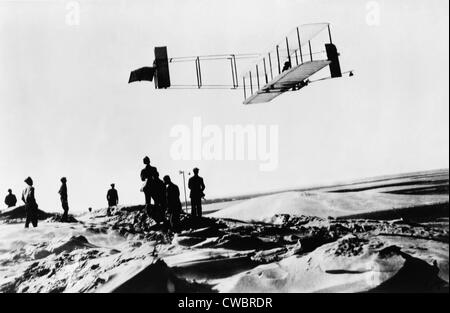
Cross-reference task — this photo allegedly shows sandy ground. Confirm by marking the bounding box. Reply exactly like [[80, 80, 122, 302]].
[[0, 169, 448, 293], [208, 168, 449, 221]]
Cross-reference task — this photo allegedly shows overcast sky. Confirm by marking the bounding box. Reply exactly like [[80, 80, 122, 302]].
[[0, 0, 448, 212]]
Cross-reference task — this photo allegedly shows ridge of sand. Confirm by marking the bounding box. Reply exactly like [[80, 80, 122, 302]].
[[0, 170, 447, 293], [0, 207, 447, 293], [209, 190, 449, 222]]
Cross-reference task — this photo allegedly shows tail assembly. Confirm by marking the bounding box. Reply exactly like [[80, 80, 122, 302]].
[[325, 43, 342, 78], [153, 46, 171, 89], [128, 46, 170, 88]]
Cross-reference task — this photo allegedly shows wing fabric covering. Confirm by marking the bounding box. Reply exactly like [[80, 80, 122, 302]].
[[244, 60, 330, 104], [270, 60, 331, 89], [244, 90, 283, 104]]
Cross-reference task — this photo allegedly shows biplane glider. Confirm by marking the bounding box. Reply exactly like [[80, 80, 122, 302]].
[[128, 23, 353, 104]]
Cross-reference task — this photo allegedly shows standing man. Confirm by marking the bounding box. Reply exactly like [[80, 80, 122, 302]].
[[188, 168, 205, 218], [163, 175, 182, 232], [140, 156, 157, 217], [4, 189, 17, 208], [58, 177, 69, 222], [152, 171, 167, 223], [106, 183, 119, 216], [22, 177, 38, 228]]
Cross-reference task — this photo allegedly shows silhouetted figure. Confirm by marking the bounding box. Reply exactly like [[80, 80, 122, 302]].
[[22, 177, 38, 228], [163, 175, 182, 232], [140, 156, 159, 221], [88, 207, 92, 213], [4, 189, 17, 208], [151, 171, 167, 223], [188, 168, 205, 218], [282, 60, 291, 72], [58, 177, 69, 222], [140, 156, 158, 206], [107, 183, 119, 216]]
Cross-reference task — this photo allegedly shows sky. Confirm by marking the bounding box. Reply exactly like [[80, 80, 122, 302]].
[[0, 0, 448, 213]]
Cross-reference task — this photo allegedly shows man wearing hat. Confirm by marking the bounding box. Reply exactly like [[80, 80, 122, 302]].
[[106, 183, 119, 216], [151, 171, 167, 224], [140, 156, 158, 206], [140, 156, 158, 221], [22, 177, 38, 228], [58, 177, 69, 222], [163, 175, 182, 232], [188, 167, 205, 218], [4, 189, 17, 208]]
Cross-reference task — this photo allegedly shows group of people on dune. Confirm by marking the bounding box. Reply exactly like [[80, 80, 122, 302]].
[[4, 176, 69, 228], [139, 156, 205, 232], [4, 156, 206, 232]]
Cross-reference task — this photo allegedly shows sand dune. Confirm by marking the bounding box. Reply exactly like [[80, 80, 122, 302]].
[[214, 234, 448, 293], [0, 170, 448, 293], [209, 190, 448, 222], [209, 170, 449, 222]]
